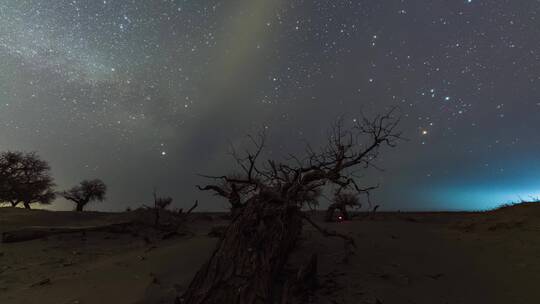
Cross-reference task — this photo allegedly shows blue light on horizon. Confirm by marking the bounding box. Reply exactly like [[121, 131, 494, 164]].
[[424, 184, 540, 211]]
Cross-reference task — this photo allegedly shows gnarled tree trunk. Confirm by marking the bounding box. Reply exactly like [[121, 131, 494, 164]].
[[184, 109, 401, 303], [181, 196, 303, 304]]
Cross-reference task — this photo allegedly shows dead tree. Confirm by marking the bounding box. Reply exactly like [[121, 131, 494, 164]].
[[182, 109, 402, 304], [152, 190, 173, 227], [155, 195, 173, 209]]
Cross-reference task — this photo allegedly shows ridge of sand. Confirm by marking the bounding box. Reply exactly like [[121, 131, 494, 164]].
[[1, 204, 540, 303]]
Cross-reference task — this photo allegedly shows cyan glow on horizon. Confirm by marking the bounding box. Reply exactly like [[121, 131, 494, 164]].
[[411, 160, 540, 211], [426, 184, 540, 211]]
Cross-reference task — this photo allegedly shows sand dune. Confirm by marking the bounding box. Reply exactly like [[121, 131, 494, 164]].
[[1, 205, 540, 303]]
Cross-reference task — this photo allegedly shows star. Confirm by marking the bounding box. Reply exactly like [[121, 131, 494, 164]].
[[0, 0, 536, 212]]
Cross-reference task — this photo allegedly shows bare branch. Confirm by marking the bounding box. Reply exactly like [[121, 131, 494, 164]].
[[196, 108, 402, 213], [186, 200, 198, 214]]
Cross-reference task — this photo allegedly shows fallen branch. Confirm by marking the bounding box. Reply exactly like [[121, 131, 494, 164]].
[[3, 222, 140, 243], [30, 278, 51, 287]]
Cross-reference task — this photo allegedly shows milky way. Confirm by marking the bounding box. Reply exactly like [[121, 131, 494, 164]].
[[1, 0, 540, 211]]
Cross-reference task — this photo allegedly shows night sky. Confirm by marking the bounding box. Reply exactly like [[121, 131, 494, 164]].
[[1, 0, 539, 211]]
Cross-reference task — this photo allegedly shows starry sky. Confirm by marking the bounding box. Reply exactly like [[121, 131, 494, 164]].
[[1, 0, 540, 211]]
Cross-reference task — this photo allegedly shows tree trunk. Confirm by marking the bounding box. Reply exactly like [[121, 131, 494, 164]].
[[181, 196, 303, 304], [76, 203, 84, 212], [10, 201, 18, 207], [341, 207, 350, 221], [23, 202, 31, 209]]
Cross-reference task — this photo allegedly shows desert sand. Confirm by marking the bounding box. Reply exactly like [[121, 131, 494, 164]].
[[1, 204, 539, 304]]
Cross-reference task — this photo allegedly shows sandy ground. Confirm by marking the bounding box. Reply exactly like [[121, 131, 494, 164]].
[[1, 204, 540, 304]]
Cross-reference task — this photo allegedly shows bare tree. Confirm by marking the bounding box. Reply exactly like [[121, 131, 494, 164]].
[[325, 191, 360, 222], [150, 189, 174, 226], [155, 196, 173, 210], [0, 151, 56, 209], [146, 189, 198, 228], [181, 108, 402, 303], [61, 179, 107, 212]]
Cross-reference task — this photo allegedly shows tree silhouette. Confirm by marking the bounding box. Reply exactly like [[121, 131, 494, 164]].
[[151, 189, 173, 226], [0, 151, 56, 209], [325, 191, 360, 222], [155, 196, 173, 210], [182, 108, 402, 303], [61, 179, 107, 212]]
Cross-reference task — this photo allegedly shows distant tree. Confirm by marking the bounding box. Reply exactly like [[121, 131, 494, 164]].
[[151, 189, 173, 226], [61, 179, 107, 212], [155, 196, 173, 210], [325, 191, 361, 222], [0, 152, 18, 206], [0, 151, 56, 209]]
